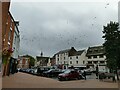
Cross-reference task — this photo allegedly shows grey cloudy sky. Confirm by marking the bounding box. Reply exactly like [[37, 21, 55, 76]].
[[10, 0, 119, 57]]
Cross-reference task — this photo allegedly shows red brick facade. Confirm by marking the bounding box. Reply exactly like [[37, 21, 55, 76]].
[[17, 57, 30, 69], [1, 1, 17, 76]]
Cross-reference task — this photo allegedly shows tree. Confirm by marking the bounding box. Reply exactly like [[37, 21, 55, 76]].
[[102, 21, 120, 80], [23, 55, 36, 67]]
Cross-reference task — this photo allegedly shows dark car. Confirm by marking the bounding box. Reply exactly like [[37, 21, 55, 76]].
[[37, 67, 50, 76], [58, 69, 82, 81], [43, 69, 63, 77], [19, 68, 27, 72]]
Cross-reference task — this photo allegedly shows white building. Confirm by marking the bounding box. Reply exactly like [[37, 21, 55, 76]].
[[12, 21, 20, 59], [68, 50, 87, 68], [55, 47, 87, 69], [86, 45, 108, 72]]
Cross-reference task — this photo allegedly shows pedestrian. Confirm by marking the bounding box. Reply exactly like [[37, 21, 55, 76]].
[[96, 65, 99, 79], [83, 70, 86, 80], [112, 72, 116, 82], [112, 76, 116, 82]]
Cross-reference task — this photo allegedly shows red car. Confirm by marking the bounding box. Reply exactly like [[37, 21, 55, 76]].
[[58, 69, 82, 81]]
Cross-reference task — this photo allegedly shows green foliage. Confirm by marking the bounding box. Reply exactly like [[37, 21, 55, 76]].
[[23, 55, 35, 67], [2, 51, 11, 65], [102, 21, 120, 70], [2, 55, 8, 64]]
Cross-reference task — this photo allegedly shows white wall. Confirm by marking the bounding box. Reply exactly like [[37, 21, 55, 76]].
[[55, 52, 69, 65], [55, 50, 87, 69], [12, 26, 20, 59], [68, 50, 87, 67], [87, 55, 106, 61], [87, 55, 108, 72]]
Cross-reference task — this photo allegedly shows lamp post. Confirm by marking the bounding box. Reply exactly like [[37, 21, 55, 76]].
[[96, 63, 99, 79]]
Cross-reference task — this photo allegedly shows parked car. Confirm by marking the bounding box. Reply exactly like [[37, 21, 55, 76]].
[[26, 69, 31, 73], [17, 68, 21, 72], [19, 68, 27, 72], [43, 69, 63, 77], [37, 67, 50, 76], [81, 69, 92, 75], [58, 69, 83, 81]]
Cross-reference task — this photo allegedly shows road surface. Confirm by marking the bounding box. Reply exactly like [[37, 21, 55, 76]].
[[2, 72, 118, 88]]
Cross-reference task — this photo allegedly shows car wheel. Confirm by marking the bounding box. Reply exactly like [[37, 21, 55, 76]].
[[47, 74, 50, 77], [77, 76, 81, 80], [58, 78, 62, 81], [65, 77, 68, 81]]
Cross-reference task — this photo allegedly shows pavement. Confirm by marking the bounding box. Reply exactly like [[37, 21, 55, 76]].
[[2, 72, 119, 88]]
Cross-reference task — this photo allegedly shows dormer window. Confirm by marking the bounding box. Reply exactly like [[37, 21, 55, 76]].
[[95, 50, 98, 52]]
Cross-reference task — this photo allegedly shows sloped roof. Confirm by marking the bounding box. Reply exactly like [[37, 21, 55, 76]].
[[56, 49, 71, 54], [56, 47, 76, 55], [86, 45, 105, 56], [76, 50, 85, 55], [55, 47, 85, 56], [36, 56, 49, 59], [69, 50, 84, 56]]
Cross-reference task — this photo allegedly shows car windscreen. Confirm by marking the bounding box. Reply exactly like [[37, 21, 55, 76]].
[[64, 70, 71, 74]]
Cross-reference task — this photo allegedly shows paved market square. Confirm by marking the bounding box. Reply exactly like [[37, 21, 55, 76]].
[[2, 72, 119, 88]]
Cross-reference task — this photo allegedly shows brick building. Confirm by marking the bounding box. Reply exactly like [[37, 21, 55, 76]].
[[17, 56, 30, 69], [50, 55, 56, 66], [1, 1, 20, 76], [36, 56, 49, 67]]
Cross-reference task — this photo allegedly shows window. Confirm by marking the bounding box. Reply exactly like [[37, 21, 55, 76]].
[[70, 57, 72, 59], [88, 56, 91, 59], [76, 61, 78, 64], [100, 61, 105, 64], [8, 44, 10, 49], [6, 22, 8, 25], [10, 27, 12, 31], [64, 57, 65, 60], [26, 60, 28, 64], [10, 22, 13, 30], [88, 61, 92, 64], [8, 30, 12, 41], [83, 61, 85, 64], [70, 61, 72, 64], [66, 53, 68, 55], [76, 56, 78, 59], [14, 36, 16, 44], [99, 55, 104, 58], [89, 50, 92, 53], [3, 39, 5, 41], [94, 50, 98, 52], [93, 61, 98, 64], [57, 58, 59, 61], [20, 60, 22, 64], [64, 61, 65, 64], [93, 55, 97, 58]]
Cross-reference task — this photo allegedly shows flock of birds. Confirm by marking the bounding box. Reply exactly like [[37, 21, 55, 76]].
[[21, 3, 110, 47]]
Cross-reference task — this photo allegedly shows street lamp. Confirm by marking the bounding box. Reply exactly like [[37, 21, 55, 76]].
[[95, 63, 99, 79]]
